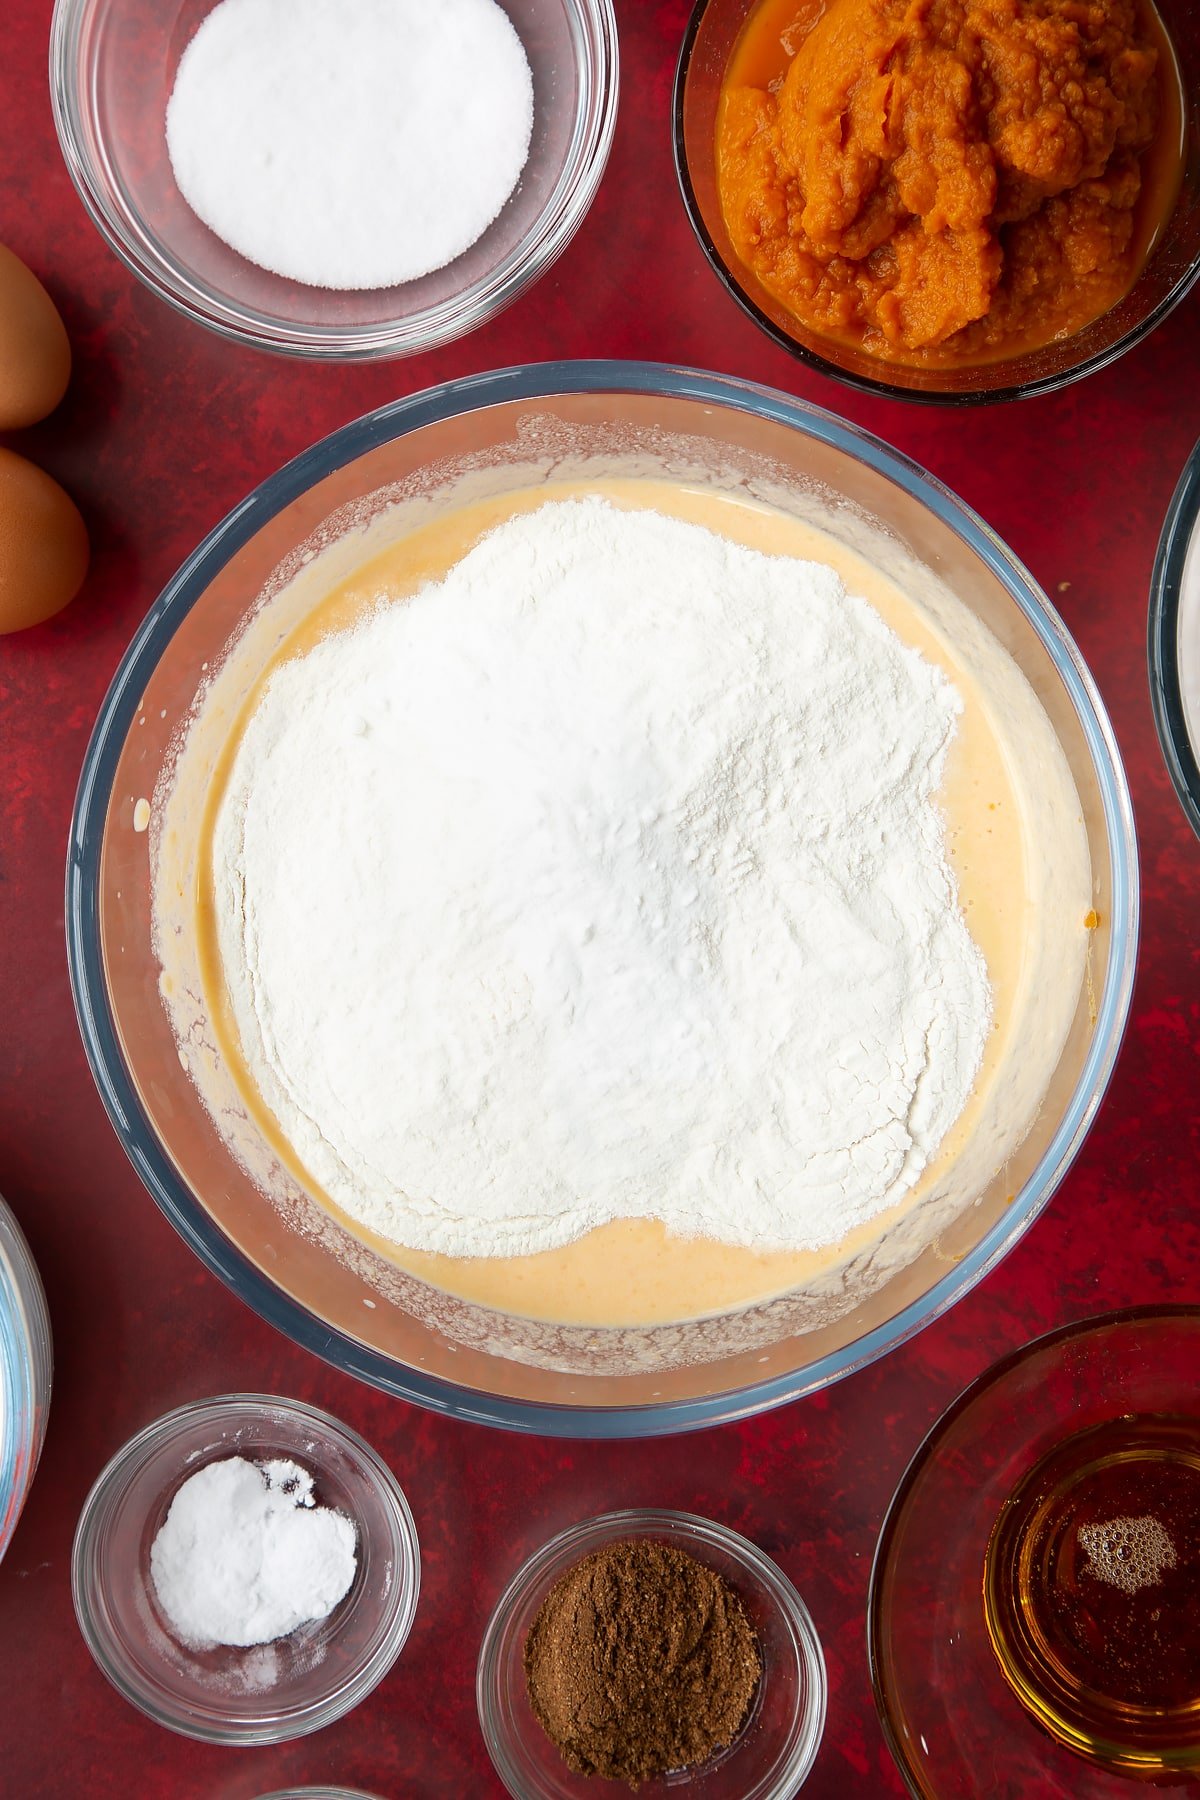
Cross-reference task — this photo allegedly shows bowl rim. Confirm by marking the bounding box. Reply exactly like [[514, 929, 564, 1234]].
[[47, 0, 620, 360], [1148, 437, 1200, 839], [65, 358, 1139, 1438], [865, 1303, 1200, 1797], [670, 0, 1200, 407], [70, 1391, 421, 1744], [475, 1505, 827, 1798]]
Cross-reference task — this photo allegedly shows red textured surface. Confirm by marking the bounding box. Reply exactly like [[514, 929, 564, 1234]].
[[1, 3, 1199, 1797]]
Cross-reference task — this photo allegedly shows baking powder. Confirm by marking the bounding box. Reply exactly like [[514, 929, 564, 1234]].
[[150, 1456, 357, 1649]]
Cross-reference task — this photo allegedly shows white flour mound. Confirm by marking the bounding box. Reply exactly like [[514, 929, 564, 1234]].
[[212, 498, 992, 1258]]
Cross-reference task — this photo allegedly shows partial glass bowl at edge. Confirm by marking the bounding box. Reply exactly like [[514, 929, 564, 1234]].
[[673, 0, 1200, 403], [66, 361, 1138, 1436], [0, 1195, 52, 1565], [1149, 437, 1200, 838], [254, 1790, 386, 1800], [868, 1306, 1200, 1797], [48, 0, 618, 358]]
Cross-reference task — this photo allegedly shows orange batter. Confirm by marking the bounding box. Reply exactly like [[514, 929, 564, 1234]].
[[716, 0, 1180, 365]]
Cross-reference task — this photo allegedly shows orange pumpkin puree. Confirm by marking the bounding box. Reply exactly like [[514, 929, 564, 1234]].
[[716, 0, 1181, 365]]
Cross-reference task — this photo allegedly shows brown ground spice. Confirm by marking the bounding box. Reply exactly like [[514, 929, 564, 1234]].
[[522, 1537, 762, 1787]]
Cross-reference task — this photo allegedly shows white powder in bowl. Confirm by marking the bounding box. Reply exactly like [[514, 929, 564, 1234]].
[[150, 1456, 357, 1649], [165, 0, 535, 290], [213, 499, 992, 1262]]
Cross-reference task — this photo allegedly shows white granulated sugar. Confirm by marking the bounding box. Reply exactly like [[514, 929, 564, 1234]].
[[214, 498, 991, 1259], [150, 1456, 357, 1650], [165, 0, 534, 290]]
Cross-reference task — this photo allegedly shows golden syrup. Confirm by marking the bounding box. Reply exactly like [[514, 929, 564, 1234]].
[[983, 1415, 1200, 1779]]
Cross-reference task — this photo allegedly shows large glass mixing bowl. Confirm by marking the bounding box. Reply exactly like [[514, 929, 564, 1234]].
[[66, 362, 1137, 1435]]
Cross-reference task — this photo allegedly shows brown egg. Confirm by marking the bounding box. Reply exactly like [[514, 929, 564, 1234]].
[[0, 245, 72, 429], [0, 448, 89, 633]]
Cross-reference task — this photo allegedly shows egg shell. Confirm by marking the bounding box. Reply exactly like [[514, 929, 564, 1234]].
[[0, 245, 72, 429], [0, 448, 90, 634]]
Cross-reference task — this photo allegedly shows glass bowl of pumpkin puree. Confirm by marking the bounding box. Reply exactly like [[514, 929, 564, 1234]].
[[674, 0, 1200, 402], [67, 362, 1136, 1434]]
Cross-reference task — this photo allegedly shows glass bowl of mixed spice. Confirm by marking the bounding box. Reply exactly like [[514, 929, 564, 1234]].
[[674, 0, 1200, 402], [50, 0, 618, 357], [70, 1394, 420, 1742], [476, 1508, 826, 1797]]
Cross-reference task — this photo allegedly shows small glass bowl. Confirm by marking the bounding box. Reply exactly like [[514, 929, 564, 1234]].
[[49, 0, 618, 359], [673, 0, 1200, 404], [71, 1394, 420, 1743], [0, 1194, 53, 1566], [477, 1508, 826, 1797], [1149, 437, 1200, 839]]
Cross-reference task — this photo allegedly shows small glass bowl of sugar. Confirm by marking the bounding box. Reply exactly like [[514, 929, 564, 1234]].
[[71, 1394, 419, 1742], [50, 0, 618, 358]]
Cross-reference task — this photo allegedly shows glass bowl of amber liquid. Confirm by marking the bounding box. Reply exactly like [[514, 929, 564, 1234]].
[[674, 0, 1200, 403], [477, 1508, 826, 1798], [869, 1307, 1200, 1795]]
